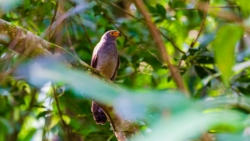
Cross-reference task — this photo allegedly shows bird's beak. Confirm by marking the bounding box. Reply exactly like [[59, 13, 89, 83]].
[[118, 32, 121, 37]]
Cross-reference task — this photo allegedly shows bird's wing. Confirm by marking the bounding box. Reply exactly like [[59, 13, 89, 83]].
[[91, 54, 98, 68], [91, 43, 101, 68], [110, 56, 120, 81]]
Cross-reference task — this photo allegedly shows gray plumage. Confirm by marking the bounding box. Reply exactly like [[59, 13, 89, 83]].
[[91, 30, 120, 124]]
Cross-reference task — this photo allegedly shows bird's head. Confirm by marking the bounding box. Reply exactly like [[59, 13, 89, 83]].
[[101, 30, 121, 42]]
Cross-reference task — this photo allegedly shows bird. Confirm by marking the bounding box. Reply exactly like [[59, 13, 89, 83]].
[[91, 30, 121, 124]]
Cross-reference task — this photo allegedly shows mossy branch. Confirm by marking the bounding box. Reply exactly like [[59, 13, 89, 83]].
[[0, 19, 139, 141]]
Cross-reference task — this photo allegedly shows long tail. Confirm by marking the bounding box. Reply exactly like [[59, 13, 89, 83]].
[[91, 101, 107, 125]]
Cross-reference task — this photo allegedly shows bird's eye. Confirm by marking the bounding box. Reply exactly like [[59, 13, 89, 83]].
[[110, 32, 115, 36]]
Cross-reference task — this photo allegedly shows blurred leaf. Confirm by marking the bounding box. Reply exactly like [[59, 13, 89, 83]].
[[188, 48, 198, 55], [194, 66, 216, 78], [238, 86, 249, 94], [236, 76, 250, 82], [196, 56, 214, 64], [147, 5, 157, 14], [216, 133, 248, 141], [238, 85, 250, 95], [233, 60, 250, 72], [62, 115, 70, 125], [2, 0, 250, 140], [156, 4, 166, 18], [198, 33, 215, 49], [195, 65, 209, 79], [133, 109, 244, 141], [23, 0, 30, 10], [0, 117, 13, 135], [36, 111, 50, 119], [213, 24, 243, 86], [236, 0, 250, 17], [0, 88, 10, 96], [22, 128, 36, 141], [48, 116, 60, 130], [17, 58, 190, 120]]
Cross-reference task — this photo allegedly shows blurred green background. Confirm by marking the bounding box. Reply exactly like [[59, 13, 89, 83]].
[[1, 0, 250, 141]]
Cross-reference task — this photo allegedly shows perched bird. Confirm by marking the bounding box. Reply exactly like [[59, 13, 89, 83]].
[[91, 30, 121, 124]]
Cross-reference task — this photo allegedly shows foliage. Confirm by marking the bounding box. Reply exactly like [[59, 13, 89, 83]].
[[1, 0, 250, 141]]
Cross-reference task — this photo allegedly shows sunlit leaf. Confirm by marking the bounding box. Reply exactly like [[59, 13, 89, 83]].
[[48, 116, 60, 130], [62, 115, 71, 125], [236, 0, 250, 17], [22, 128, 36, 141], [213, 24, 243, 86]]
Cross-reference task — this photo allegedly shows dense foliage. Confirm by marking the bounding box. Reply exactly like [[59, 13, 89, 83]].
[[1, 0, 250, 141]]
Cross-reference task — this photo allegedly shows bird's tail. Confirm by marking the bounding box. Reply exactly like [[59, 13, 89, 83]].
[[91, 101, 107, 125]]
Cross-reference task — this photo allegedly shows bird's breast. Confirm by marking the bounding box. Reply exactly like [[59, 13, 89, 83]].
[[96, 43, 118, 79]]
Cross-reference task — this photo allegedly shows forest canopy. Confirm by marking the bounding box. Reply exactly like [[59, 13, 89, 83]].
[[1, 0, 250, 141]]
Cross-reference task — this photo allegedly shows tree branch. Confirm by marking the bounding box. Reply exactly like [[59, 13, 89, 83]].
[[133, 0, 189, 95], [102, 0, 185, 54], [190, 1, 210, 48], [52, 86, 72, 140], [0, 19, 139, 141]]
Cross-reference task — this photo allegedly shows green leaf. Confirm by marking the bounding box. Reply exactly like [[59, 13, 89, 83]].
[[36, 111, 50, 119], [236, 0, 250, 17], [62, 115, 71, 125], [188, 48, 198, 55], [156, 4, 166, 18], [194, 65, 216, 86], [22, 128, 36, 141], [23, 0, 30, 10], [195, 66, 209, 79], [147, 5, 157, 14], [238, 86, 248, 94], [238, 85, 250, 96], [196, 56, 214, 64], [198, 33, 215, 49], [236, 76, 250, 82], [48, 116, 60, 130], [213, 24, 243, 86], [0, 117, 13, 135]]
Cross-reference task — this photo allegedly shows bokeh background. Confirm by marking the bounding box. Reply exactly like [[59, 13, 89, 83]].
[[1, 0, 250, 141]]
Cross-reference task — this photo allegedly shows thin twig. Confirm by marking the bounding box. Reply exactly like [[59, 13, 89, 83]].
[[76, 14, 94, 48], [52, 86, 72, 141], [159, 31, 185, 54], [0, 31, 38, 83], [133, 0, 188, 95], [97, 2, 180, 65], [40, 3, 87, 38], [48, 0, 59, 41], [100, 0, 185, 54], [65, 22, 78, 57], [190, 1, 210, 48], [104, 0, 144, 22]]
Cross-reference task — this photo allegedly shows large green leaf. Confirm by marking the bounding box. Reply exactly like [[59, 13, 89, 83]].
[[17, 58, 189, 120], [213, 24, 243, 86], [236, 0, 250, 17]]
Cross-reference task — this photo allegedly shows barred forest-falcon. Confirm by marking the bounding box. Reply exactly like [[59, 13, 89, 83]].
[[91, 30, 121, 124]]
